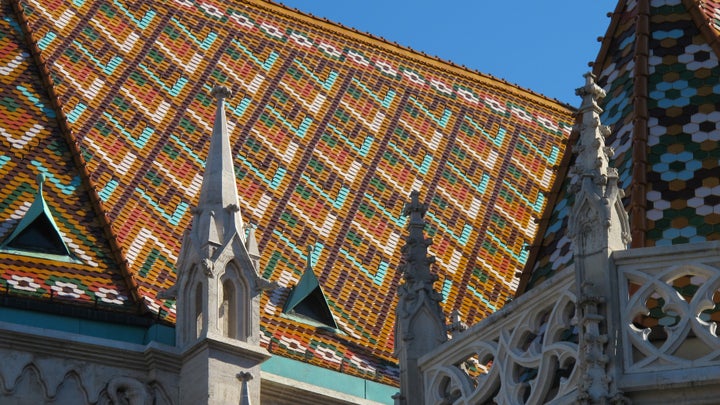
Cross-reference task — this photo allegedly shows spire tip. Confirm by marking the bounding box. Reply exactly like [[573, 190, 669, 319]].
[[211, 85, 232, 100]]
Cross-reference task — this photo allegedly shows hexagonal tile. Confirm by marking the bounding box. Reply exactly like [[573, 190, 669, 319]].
[[647, 209, 664, 221], [654, 199, 671, 210], [697, 205, 713, 216], [697, 187, 712, 198], [688, 197, 704, 208]]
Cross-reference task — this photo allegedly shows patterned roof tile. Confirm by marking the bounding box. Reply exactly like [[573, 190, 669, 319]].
[[4, 0, 574, 382], [0, 2, 133, 310], [523, 0, 720, 292]]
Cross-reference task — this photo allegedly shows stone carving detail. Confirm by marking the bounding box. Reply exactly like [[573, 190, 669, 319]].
[[620, 263, 720, 371], [394, 191, 447, 405], [567, 72, 631, 255], [0, 352, 172, 405], [567, 72, 630, 404], [107, 376, 151, 405], [424, 288, 580, 404]]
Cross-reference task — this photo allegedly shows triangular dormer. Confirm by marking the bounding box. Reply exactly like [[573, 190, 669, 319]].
[[283, 246, 338, 330], [1, 174, 80, 264]]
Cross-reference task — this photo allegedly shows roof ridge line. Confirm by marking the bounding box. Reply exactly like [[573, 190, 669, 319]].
[[629, 0, 650, 248], [591, 1, 627, 78], [519, 0, 640, 294], [8, 0, 148, 313], [682, 0, 720, 59], [253, 0, 574, 111], [516, 113, 579, 295]]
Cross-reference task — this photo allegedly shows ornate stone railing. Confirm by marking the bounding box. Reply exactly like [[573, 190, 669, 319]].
[[420, 266, 579, 405], [420, 241, 720, 404], [614, 240, 720, 399]]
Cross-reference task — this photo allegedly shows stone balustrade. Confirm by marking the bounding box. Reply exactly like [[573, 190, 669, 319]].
[[420, 241, 720, 404], [614, 240, 720, 402], [420, 266, 579, 405]]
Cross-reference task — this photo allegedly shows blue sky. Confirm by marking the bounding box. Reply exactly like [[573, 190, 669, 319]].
[[275, 1, 616, 105]]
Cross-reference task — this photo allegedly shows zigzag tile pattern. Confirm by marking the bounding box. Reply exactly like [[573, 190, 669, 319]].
[[12, 0, 573, 382], [527, 0, 639, 288], [0, 5, 131, 308]]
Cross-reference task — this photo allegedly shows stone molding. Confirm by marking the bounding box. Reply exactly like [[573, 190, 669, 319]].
[[0, 321, 179, 404]]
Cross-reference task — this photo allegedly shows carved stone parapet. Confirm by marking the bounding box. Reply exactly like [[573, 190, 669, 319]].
[[421, 267, 579, 404]]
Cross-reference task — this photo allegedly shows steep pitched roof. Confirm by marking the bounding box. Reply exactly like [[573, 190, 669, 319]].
[[0, 2, 135, 310], [5, 0, 573, 382], [521, 0, 720, 291]]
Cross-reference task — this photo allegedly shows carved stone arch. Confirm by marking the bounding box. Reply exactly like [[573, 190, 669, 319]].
[[179, 264, 205, 343], [220, 277, 238, 339], [623, 260, 720, 370], [425, 366, 467, 404], [220, 261, 250, 341], [570, 193, 605, 254], [544, 290, 578, 344], [0, 363, 48, 403], [53, 370, 91, 404]]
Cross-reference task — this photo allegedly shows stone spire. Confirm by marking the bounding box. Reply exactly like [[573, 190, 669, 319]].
[[165, 85, 273, 405], [394, 190, 447, 405], [194, 85, 244, 252], [567, 73, 630, 404], [568, 72, 631, 254]]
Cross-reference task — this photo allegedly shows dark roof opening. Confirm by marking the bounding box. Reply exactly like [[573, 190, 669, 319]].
[[7, 214, 69, 255], [0, 174, 79, 263], [283, 246, 339, 330], [291, 285, 337, 327]]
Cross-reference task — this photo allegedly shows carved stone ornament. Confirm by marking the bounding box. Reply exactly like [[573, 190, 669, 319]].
[[107, 376, 151, 405], [201, 257, 214, 276]]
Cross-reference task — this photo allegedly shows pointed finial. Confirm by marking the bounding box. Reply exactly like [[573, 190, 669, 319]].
[[211, 85, 232, 100], [575, 72, 606, 113], [245, 222, 260, 262], [306, 245, 314, 270], [570, 72, 614, 183], [36, 173, 46, 194], [402, 190, 427, 218], [568, 73, 631, 249]]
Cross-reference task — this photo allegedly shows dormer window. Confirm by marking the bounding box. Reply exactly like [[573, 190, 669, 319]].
[[0, 174, 81, 263], [283, 246, 339, 330]]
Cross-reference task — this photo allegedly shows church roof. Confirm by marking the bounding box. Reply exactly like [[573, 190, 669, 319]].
[[0, 2, 135, 310], [0, 0, 573, 383], [521, 0, 720, 291]]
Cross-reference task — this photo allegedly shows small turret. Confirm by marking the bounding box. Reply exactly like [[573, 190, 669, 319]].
[[165, 85, 274, 405], [393, 190, 447, 405], [568, 73, 631, 404]]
